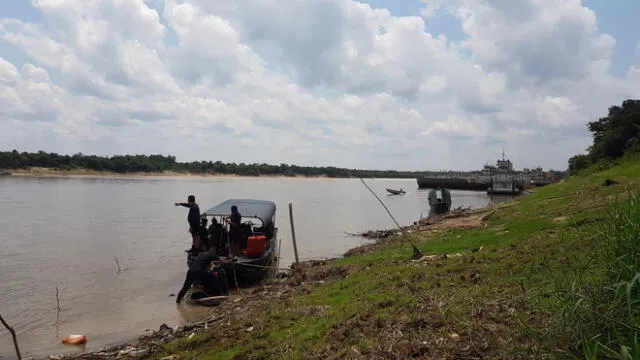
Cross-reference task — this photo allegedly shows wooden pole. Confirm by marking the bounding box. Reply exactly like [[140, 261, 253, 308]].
[[56, 287, 61, 312], [276, 236, 282, 273], [0, 313, 22, 360], [288, 202, 300, 264]]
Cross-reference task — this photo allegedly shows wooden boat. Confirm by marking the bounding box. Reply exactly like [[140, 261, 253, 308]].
[[189, 199, 278, 285], [428, 188, 452, 213], [386, 188, 406, 195]]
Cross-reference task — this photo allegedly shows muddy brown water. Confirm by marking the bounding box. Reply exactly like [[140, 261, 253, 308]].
[[0, 176, 510, 358]]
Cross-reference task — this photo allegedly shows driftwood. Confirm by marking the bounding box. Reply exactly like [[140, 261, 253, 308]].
[[189, 314, 225, 328], [192, 295, 229, 305], [481, 210, 496, 221], [0, 313, 22, 360], [114, 256, 130, 274]]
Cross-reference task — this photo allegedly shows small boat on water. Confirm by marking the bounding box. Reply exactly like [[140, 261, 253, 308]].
[[386, 188, 406, 195], [0, 170, 11, 176], [188, 199, 278, 286], [428, 187, 452, 213]]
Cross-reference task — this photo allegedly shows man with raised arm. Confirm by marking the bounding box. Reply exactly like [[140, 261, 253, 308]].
[[175, 194, 202, 252]]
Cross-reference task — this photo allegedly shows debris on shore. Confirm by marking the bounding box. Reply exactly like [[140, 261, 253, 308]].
[[343, 206, 494, 257], [46, 260, 341, 360]]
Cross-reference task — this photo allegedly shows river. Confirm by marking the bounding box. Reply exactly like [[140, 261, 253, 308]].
[[0, 175, 504, 358]]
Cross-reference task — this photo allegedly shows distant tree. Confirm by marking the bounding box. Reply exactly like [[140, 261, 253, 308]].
[[568, 154, 591, 175], [568, 99, 640, 172], [587, 99, 640, 160], [0, 149, 555, 179]]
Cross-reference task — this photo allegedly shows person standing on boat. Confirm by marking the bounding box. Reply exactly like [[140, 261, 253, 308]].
[[208, 217, 224, 254], [199, 217, 210, 251], [176, 251, 228, 303], [225, 205, 242, 256], [174, 195, 202, 253]]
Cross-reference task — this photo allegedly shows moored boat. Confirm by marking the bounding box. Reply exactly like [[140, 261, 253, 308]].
[[0, 170, 11, 176], [486, 155, 523, 195], [428, 187, 452, 213], [386, 188, 406, 195], [487, 177, 523, 195], [417, 177, 489, 191], [188, 199, 278, 286]]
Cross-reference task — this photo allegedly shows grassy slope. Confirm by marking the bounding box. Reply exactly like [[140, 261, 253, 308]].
[[150, 158, 640, 360]]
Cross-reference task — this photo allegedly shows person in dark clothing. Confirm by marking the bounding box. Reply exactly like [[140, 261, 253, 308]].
[[208, 218, 224, 254], [176, 252, 227, 303], [199, 217, 210, 250], [225, 205, 242, 256], [175, 195, 202, 252]]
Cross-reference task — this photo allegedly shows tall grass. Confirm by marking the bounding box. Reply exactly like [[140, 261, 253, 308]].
[[557, 191, 640, 359]]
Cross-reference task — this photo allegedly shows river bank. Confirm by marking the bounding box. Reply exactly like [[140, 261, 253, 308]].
[[24, 158, 640, 359], [43, 206, 499, 360], [6, 167, 335, 179]]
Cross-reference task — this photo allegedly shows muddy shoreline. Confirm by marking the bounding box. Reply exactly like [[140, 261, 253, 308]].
[[39, 204, 507, 360], [43, 262, 342, 360]]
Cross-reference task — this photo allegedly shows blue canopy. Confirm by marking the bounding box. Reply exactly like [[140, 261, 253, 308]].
[[203, 199, 276, 227]]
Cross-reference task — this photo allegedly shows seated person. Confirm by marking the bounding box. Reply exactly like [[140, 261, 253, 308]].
[[239, 222, 252, 250], [218, 228, 230, 257], [176, 252, 228, 303]]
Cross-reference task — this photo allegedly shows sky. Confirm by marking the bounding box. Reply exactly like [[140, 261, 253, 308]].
[[0, 0, 639, 171]]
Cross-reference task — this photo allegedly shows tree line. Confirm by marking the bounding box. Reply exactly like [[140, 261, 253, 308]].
[[568, 99, 640, 174], [0, 150, 443, 178]]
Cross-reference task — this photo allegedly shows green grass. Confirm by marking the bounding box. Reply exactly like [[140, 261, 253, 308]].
[[554, 192, 640, 359], [144, 158, 640, 359]]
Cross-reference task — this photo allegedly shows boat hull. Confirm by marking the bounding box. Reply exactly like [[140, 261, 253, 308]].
[[417, 177, 488, 191], [428, 188, 453, 213], [429, 202, 451, 213], [222, 246, 276, 286], [188, 228, 279, 286], [386, 188, 405, 195], [531, 180, 551, 187], [487, 188, 522, 195]]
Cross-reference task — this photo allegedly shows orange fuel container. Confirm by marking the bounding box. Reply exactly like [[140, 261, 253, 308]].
[[62, 334, 87, 345], [246, 235, 267, 258]]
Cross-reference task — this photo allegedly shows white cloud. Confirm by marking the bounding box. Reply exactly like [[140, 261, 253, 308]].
[[422, 0, 616, 86], [0, 0, 638, 170]]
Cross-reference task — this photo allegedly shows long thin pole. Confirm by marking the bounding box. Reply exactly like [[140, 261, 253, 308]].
[[56, 287, 61, 311], [0, 314, 22, 360], [355, 171, 423, 259], [276, 236, 282, 270], [356, 172, 403, 231], [288, 203, 300, 264]]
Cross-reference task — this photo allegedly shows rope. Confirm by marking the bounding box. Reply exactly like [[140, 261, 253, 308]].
[[232, 262, 292, 272]]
